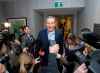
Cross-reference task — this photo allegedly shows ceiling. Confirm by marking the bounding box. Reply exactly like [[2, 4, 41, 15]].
[[35, 8, 83, 15], [0, 0, 15, 2]]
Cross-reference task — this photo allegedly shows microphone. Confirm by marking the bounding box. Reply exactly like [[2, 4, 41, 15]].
[[49, 40, 56, 47]]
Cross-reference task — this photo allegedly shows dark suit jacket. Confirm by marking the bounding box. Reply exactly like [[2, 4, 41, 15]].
[[36, 28, 64, 66]]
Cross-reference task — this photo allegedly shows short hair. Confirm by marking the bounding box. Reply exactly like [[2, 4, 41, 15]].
[[81, 28, 91, 32], [46, 16, 56, 21], [23, 25, 29, 30]]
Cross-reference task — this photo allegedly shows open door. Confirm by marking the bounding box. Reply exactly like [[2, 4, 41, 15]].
[[55, 15, 73, 40]]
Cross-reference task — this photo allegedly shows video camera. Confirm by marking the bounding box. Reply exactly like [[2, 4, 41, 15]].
[[0, 30, 15, 42]]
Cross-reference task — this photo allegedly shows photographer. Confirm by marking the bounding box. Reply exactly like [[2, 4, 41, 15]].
[[62, 33, 90, 73], [0, 24, 22, 73]]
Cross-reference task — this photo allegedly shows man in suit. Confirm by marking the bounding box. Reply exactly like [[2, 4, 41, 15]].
[[36, 16, 64, 73]]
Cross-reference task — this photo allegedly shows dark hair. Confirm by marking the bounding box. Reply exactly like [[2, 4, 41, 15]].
[[23, 25, 29, 29], [68, 34, 76, 41], [67, 34, 77, 45], [81, 28, 91, 32]]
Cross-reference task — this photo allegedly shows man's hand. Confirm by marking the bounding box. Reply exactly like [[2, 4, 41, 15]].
[[49, 44, 59, 54], [0, 63, 6, 73], [23, 47, 28, 53], [39, 49, 45, 56], [74, 63, 88, 73]]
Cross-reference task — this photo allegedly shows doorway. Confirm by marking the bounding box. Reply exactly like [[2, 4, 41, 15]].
[[33, 8, 78, 38], [55, 15, 73, 39]]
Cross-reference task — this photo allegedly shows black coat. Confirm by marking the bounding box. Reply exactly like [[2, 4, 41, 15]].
[[36, 28, 64, 66]]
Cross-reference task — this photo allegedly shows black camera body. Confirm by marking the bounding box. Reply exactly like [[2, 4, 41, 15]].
[[0, 31, 15, 42]]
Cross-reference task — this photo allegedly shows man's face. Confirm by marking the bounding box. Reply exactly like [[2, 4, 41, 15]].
[[46, 17, 56, 32], [24, 27, 31, 34]]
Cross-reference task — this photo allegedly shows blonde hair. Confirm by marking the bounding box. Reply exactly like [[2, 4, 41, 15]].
[[46, 16, 56, 20]]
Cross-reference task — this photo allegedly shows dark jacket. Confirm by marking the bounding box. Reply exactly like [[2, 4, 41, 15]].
[[36, 28, 64, 66]]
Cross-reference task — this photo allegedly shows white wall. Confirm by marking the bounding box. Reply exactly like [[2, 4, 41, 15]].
[[0, 2, 4, 22], [78, 0, 100, 32], [4, 0, 37, 36], [33, 11, 44, 37]]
